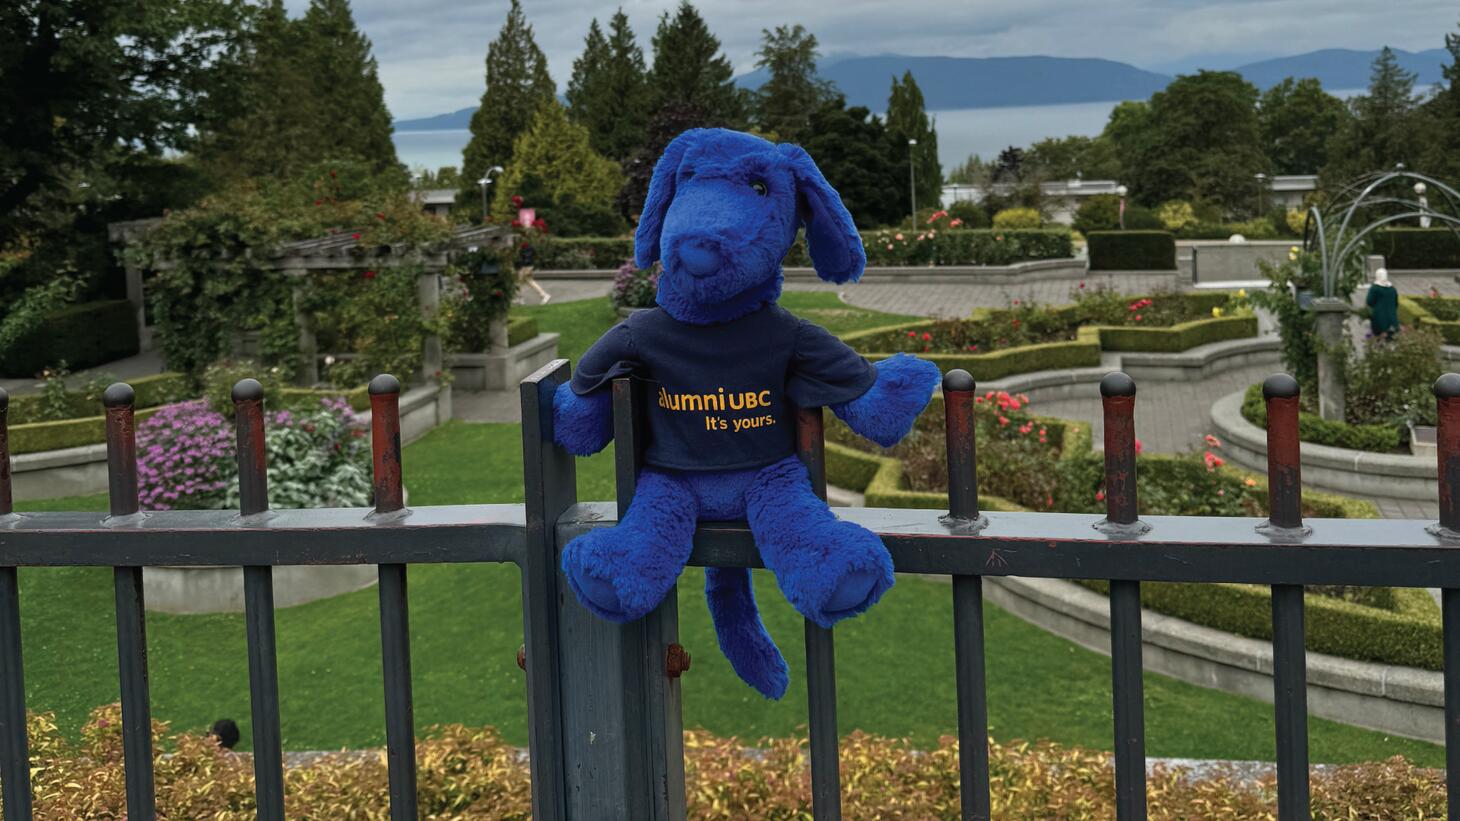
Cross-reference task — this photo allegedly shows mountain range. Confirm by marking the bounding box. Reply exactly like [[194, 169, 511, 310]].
[[394, 47, 1450, 131]]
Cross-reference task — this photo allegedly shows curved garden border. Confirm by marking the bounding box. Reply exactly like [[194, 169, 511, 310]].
[[1209, 390, 1435, 499]]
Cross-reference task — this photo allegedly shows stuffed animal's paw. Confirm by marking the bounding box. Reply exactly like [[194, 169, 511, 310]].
[[552, 382, 613, 456], [830, 354, 941, 447]]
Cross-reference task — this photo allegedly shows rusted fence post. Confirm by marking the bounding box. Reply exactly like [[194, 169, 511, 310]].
[[0, 387, 30, 820], [1432, 373, 1460, 820]]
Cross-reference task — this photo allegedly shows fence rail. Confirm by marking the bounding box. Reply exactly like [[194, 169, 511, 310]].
[[0, 360, 1458, 820]]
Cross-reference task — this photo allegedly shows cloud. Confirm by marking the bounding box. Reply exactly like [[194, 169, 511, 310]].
[[290, 0, 1457, 120]]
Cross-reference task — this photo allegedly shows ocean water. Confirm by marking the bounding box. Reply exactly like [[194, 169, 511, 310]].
[[394, 91, 1366, 175]]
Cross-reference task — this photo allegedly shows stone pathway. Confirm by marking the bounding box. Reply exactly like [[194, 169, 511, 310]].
[[1, 348, 167, 396]]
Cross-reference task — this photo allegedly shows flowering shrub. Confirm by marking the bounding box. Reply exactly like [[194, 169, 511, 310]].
[[855, 228, 1072, 267], [990, 207, 1042, 229], [443, 245, 519, 354], [610, 260, 659, 309], [137, 398, 370, 511]]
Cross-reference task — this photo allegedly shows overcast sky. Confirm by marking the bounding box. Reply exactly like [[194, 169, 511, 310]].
[[282, 0, 1460, 120]]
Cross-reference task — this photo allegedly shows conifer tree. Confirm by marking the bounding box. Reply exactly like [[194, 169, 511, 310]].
[[461, 0, 555, 219], [1322, 47, 1425, 184], [752, 24, 834, 143], [647, 2, 743, 125], [886, 72, 942, 215], [491, 101, 624, 234], [567, 10, 650, 161], [298, 0, 398, 171]]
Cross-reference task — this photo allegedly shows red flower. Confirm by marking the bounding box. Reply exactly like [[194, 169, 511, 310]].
[[376, 211, 386, 220], [329, 169, 337, 178], [511, 195, 524, 207], [351, 233, 361, 240], [1011, 318, 1020, 328], [364, 270, 376, 280], [1204, 434, 1222, 448], [997, 415, 1009, 426], [1078, 281, 1086, 289], [921, 332, 932, 341], [1134, 439, 1144, 454], [1095, 489, 1105, 502], [1134, 314, 1143, 322], [1012, 299, 1020, 306], [907, 330, 917, 338], [313, 199, 322, 206]]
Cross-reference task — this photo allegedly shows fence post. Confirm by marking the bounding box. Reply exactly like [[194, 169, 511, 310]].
[[1430, 373, 1460, 820], [0, 387, 33, 821]]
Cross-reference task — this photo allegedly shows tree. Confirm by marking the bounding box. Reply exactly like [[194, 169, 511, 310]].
[[460, 0, 555, 220], [491, 102, 624, 235], [752, 25, 834, 143], [1024, 135, 1121, 181], [1322, 47, 1425, 185], [886, 72, 942, 216], [1421, 23, 1460, 180], [1112, 71, 1268, 213], [945, 155, 993, 186], [1259, 78, 1348, 175], [647, 2, 743, 125], [566, 10, 650, 161], [297, 0, 397, 172], [799, 97, 903, 228]]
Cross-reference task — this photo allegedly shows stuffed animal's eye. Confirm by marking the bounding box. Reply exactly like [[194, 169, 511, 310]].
[[750, 180, 768, 196]]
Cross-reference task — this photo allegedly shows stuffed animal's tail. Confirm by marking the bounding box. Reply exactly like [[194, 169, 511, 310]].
[[705, 567, 788, 699]]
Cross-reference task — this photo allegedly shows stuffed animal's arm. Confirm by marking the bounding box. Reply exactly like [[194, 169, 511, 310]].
[[552, 382, 614, 455], [829, 354, 941, 447]]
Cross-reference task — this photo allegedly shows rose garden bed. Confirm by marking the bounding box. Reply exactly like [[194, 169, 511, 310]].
[[841, 290, 1258, 382]]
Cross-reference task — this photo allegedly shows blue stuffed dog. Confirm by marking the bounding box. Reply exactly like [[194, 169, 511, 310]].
[[552, 128, 940, 699]]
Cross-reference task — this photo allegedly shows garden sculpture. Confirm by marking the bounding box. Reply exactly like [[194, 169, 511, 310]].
[[551, 128, 941, 698]]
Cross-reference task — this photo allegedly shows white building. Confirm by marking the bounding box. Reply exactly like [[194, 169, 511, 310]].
[[411, 188, 458, 218], [942, 175, 1318, 225]]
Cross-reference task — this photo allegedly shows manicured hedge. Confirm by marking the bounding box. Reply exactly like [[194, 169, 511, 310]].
[[9, 372, 191, 425], [506, 315, 539, 347], [1241, 383, 1401, 452], [532, 230, 1075, 270], [1399, 295, 1460, 344], [1097, 314, 1258, 353], [1086, 230, 1177, 271], [0, 300, 139, 377], [11, 407, 165, 455], [1080, 579, 1440, 671], [1374, 227, 1460, 269]]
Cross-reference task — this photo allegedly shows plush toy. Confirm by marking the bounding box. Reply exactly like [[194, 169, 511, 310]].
[[552, 128, 940, 699]]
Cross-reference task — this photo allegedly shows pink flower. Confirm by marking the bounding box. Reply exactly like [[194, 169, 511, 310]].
[[1095, 489, 1105, 502], [1204, 434, 1221, 448], [894, 233, 904, 241], [950, 218, 963, 226], [998, 415, 1010, 426], [1134, 439, 1144, 454], [921, 332, 932, 341]]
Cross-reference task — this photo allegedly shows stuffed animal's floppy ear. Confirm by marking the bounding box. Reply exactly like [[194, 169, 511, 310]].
[[779, 144, 866, 284], [634, 129, 704, 270]]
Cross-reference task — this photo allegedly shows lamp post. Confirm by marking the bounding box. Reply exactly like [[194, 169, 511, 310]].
[[477, 165, 504, 221], [908, 138, 918, 231], [1416, 181, 1431, 228], [1115, 184, 1128, 230], [1255, 172, 1268, 215]]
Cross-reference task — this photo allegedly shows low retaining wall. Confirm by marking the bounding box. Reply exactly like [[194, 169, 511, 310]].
[[1209, 390, 1434, 499], [144, 564, 378, 614], [13, 384, 451, 502], [449, 332, 560, 391], [984, 575, 1443, 743]]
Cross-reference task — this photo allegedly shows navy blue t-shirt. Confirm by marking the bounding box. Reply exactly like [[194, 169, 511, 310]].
[[570, 305, 878, 471]]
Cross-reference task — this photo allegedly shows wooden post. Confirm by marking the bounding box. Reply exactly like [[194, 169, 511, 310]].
[[291, 273, 318, 387], [418, 267, 443, 382]]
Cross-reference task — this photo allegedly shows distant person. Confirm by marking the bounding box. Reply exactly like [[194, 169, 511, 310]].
[[1367, 267, 1399, 338], [209, 718, 240, 750], [516, 240, 550, 305]]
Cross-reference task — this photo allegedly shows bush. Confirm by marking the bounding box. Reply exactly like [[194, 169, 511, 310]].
[[1241, 384, 1401, 452], [533, 236, 633, 269], [1157, 200, 1197, 231], [1086, 231, 1177, 271], [9, 372, 190, 425], [1344, 327, 1442, 428], [610, 260, 659, 309], [1225, 216, 1279, 239], [946, 200, 989, 228], [506, 315, 538, 347], [1374, 227, 1460, 269], [0, 300, 138, 377], [991, 207, 1042, 229]]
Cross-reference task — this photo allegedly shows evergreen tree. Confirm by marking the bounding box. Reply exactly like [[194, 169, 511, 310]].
[[297, 0, 397, 172], [491, 101, 624, 234], [752, 25, 834, 143], [886, 72, 942, 216], [1024, 135, 1121, 182], [648, 2, 743, 125], [1322, 47, 1424, 185], [617, 101, 720, 221], [798, 97, 903, 227], [566, 10, 650, 161], [1258, 78, 1348, 175], [1420, 23, 1460, 180], [460, 0, 555, 220]]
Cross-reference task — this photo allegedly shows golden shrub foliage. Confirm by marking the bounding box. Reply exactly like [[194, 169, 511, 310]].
[[19, 708, 1447, 819]]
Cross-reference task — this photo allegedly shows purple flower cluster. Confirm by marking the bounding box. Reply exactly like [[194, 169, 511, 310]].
[[610, 260, 659, 310], [136, 400, 234, 510]]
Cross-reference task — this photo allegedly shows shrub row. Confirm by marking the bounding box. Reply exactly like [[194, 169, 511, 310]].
[[506, 315, 539, 348], [1241, 383, 1401, 452], [0, 300, 139, 378], [532, 230, 1075, 270], [1374, 227, 1460, 270], [1399, 295, 1460, 344], [1080, 580, 1441, 671], [1097, 314, 1258, 353], [1086, 230, 1177, 271], [9, 372, 191, 425], [25, 705, 1451, 818]]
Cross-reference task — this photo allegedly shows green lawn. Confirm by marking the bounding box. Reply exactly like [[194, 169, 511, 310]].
[[517, 290, 920, 365], [14, 421, 1443, 766]]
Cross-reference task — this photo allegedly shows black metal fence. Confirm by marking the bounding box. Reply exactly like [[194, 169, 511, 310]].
[[0, 359, 1458, 820]]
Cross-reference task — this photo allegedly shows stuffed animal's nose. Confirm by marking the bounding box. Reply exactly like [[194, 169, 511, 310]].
[[678, 238, 722, 277]]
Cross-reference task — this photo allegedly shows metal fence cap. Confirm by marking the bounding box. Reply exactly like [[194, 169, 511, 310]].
[[369, 374, 401, 396], [231, 378, 264, 403], [1100, 371, 1136, 398], [102, 383, 135, 408], [942, 369, 975, 392], [1262, 373, 1300, 400], [1434, 373, 1460, 399]]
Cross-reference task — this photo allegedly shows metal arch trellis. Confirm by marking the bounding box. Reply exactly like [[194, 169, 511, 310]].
[[1303, 170, 1460, 298]]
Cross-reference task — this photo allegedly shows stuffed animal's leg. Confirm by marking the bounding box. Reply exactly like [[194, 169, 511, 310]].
[[745, 456, 894, 628], [561, 470, 698, 622], [705, 567, 789, 699]]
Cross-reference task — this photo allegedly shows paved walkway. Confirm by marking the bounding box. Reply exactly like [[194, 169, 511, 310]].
[[2, 348, 167, 396]]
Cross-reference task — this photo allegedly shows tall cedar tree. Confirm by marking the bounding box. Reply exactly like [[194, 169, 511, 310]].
[[886, 72, 942, 216], [1259, 78, 1349, 175], [1321, 48, 1424, 186], [566, 10, 650, 161], [799, 97, 903, 227], [753, 25, 834, 143], [648, 2, 743, 126], [491, 101, 623, 235], [461, 0, 554, 220], [617, 101, 719, 222], [1421, 24, 1460, 180], [298, 0, 397, 172]]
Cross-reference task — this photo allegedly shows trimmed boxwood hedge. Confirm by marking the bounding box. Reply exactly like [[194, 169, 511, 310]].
[[1373, 227, 1460, 270], [1399, 294, 1460, 344], [1086, 230, 1177, 271], [1240, 383, 1401, 452], [0, 300, 139, 377], [9, 372, 191, 425], [506, 315, 539, 347]]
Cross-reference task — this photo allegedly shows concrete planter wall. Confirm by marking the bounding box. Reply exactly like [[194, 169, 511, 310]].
[[449, 333, 559, 391], [144, 564, 379, 614], [985, 575, 1443, 743], [1209, 390, 1435, 499]]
